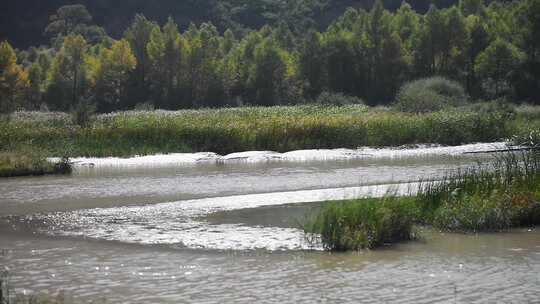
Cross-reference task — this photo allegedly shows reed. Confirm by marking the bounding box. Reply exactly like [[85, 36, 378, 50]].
[[0, 151, 71, 177], [416, 151, 540, 230], [0, 105, 514, 157], [305, 151, 540, 250], [303, 196, 418, 251]]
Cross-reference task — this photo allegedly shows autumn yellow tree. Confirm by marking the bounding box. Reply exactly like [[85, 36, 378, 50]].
[[46, 35, 89, 110], [0, 41, 29, 113]]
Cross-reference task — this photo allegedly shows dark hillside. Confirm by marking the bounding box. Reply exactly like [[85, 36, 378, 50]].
[[1, 0, 461, 48]]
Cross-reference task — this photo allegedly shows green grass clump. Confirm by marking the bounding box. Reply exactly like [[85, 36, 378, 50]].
[[0, 105, 513, 157], [303, 197, 418, 251], [0, 151, 71, 177]]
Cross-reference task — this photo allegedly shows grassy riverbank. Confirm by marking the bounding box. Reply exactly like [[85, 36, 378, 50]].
[[0, 151, 71, 177], [0, 104, 527, 158], [304, 151, 540, 250]]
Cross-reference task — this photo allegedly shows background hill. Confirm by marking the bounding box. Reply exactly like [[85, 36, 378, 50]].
[[1, 0, 461, 48]]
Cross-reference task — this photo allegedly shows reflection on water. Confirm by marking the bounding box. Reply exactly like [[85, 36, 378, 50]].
[[5, 183, 418, 251], [2, 142, 540, 303]]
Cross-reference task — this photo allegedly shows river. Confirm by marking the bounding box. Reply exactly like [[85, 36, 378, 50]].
[[1, 142, 540, 303]]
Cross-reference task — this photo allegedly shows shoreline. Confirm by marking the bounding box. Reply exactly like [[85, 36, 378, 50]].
[[47, 142, 508, 169]]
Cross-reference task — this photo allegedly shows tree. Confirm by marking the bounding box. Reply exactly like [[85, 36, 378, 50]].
[[411, 5, 446, 76], [182, 23, 225, 107], [378, 32, 408, 102], [247, 38, 289, 105], [515, 0, 540, 102], [391, 1, 420, 44], [411, 5, 468, 80], [147, 17, 182, 108], [322, 30, 359, 97], [124, 14, 158, 105], [475, 38, 525, 98], [459, 0, 486, 17], [45, 5, 92, 37], [0, 41, 29, 112], [298, 29, 326, 98], [272, 22, 296, 51], [221, 29, 236, 55], [439, 7, 468, 78], [365, 0, 386, 101], [44, 4, 109, 46], [221, 32, 260, 105], [46, 35, 89, 110], [26, 63, 44, 109], [364, 0, 408, 103], [484, 1, 519, 43], [464, 15, 489, 98], [92, 40, 137, 112]]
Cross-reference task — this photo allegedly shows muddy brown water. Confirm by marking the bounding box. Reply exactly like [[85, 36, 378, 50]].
[[1, 143, 539, 303]]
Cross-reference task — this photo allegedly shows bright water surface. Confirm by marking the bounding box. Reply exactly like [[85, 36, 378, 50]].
[[1, 142, 540, 303]]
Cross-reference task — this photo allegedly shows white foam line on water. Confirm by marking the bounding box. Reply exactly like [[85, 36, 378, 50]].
[[36, 182, 420, 251], [48, 142, 508, 168]]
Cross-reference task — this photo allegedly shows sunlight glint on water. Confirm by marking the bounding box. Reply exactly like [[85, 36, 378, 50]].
[[3, 142, 540, 303]]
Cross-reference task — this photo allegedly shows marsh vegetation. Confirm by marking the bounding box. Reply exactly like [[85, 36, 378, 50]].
[[304, 150, 540, 250], [0, 104, 519, 158]]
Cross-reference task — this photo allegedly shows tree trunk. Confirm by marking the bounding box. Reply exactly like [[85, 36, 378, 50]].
[[72, 68, 78, 108]]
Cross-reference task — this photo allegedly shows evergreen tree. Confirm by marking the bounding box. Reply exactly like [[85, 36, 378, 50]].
[[515, 0, 540, 102], [298, 30, 326, 98], [459, 0, 486, 17], [465, 15, 489, 98], [248, 38, 289, 105], [147, 17, 182, 108], [124, 15, 158, 106], [475, 38, 525, 98], [45, 5, 92, 37], [322, 30, 359, 97], [415, 5, 446, 76]]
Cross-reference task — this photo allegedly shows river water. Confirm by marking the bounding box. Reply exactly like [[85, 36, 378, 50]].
[[1, 142, 540, 303]]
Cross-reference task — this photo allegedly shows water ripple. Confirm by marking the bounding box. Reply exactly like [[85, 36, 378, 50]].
[[14, 183, 418, 251]]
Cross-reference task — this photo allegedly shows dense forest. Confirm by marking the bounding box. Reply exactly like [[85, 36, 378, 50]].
[[0, 0, 539, 113], [0, 0, 470, 48]]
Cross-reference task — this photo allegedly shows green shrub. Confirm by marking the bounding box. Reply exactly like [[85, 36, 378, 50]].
[[394, 77, 468, 113]]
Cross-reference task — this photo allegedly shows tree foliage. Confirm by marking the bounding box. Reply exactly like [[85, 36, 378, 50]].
[[91, 39, 137, 112], [475, 38, 525, 98], [46, 35, 89, 110], [0, 41, 29, 112], [1, 0, 539, 113]]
